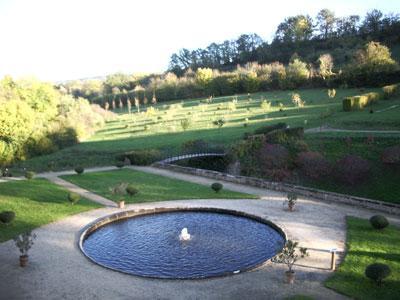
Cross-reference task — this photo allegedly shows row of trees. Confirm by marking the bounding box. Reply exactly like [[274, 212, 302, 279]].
[[168, 9, 400, 74], [0, 76, 112, 166], [62, 41, 399, 106]]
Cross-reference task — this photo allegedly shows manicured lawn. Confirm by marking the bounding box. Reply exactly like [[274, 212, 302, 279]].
[[0, 179, 100, 242], [17, 87, 400, 173], [325, 217, 400, 300], [61, 169, 257, 203]]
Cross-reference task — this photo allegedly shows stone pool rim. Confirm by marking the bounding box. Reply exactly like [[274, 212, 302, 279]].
[[78, 207, 287, 280]]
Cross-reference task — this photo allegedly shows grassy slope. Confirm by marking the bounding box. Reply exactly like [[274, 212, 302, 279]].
[[0, 179, 100, 242], [16, 87, 400, 172], [304, 135, 400, 203], [61, 169, 257, 203], [325, 217, 400, 300]]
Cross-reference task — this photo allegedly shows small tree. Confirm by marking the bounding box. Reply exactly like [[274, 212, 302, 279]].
[[127, 98, 132, 114], [213, 119, 225, 128], [134, 97, 140, 113], [14, 231, 36, 255], [291, 93, 305, 108], [272, 240, 309, 280], [180, 118, 191, 131], [327, 88, 336, 98], [110, 182, 128, 208], [260, 99, 271, 112], [285, 193, 298, 211]]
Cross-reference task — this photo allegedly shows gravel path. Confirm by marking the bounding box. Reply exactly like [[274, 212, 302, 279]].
[[1, 165, 400, 299]]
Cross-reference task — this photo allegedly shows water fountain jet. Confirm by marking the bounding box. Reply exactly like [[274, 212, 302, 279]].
[[179, 227, 191, 241]]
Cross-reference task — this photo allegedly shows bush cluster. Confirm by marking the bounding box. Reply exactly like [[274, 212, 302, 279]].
[[296, 151, 332, 180], [381, 145, 400, 165], [335, 155, 370, 185], [121, 149, 162, 165]]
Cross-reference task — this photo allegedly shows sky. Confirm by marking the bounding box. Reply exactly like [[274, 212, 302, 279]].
[[0, 0, 398, 82]]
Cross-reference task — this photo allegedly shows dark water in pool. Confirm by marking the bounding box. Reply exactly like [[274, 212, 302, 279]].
[[83, 211, 285, 279]]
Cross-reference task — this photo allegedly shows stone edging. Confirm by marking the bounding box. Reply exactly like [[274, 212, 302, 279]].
[[153, 162, 400, 216], [78, 207, 287, 280]]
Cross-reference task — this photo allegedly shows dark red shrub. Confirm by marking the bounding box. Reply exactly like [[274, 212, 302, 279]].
[[259, 143, 290, 170], [336, 155, 371, 185], [296, 151, 332, 180], [264, 169, 291, 182], [381, 145, 400, 164]]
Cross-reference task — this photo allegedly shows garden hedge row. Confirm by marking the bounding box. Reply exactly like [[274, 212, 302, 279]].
[[382, 83, 399, 99], [343, 92, 381, 111]]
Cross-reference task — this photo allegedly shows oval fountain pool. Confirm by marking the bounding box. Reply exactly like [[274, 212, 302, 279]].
[[81, 208, 285, 279]]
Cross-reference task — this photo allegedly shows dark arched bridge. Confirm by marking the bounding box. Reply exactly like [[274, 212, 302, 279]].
[[156, 152, 226, 164]]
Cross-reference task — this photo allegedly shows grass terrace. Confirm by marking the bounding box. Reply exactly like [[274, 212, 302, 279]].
[[61, 168, 257, 203], [0, 179, 100, 242]]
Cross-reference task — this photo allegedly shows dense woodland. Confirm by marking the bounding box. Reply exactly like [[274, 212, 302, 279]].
[[62, 9, 400, 105], [0, 77, 113, 166]]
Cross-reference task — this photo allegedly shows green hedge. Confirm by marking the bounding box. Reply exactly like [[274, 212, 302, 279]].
[[343, 92, 381, 111], [118, 149, 162, 165]]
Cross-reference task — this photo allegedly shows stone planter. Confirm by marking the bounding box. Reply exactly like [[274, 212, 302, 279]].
[[118, 201, 125, 209], [285, 270, 295, 284], [19, 255, 28, 267]]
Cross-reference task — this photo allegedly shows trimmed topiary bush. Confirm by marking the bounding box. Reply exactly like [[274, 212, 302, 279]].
[[67, 192, 80, 205], [24, 171, 35, 180], [382, 83, 398, 99], [211, 182, 223, 193], [343, 92, 380, 111], [126, 185, 139, 196], [116, 161, 125, 168], [0, 211, 15, 225], [74, 166, 84, 175], [369, 215, 389, 230], [335, 155, 370, 185], [365, 263, 391, 285]]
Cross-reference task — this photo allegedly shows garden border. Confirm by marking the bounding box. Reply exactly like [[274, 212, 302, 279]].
[[152, 162, 400, 216]]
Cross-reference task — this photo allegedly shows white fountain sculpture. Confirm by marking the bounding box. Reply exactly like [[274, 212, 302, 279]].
[[179, 228, 191, 241]]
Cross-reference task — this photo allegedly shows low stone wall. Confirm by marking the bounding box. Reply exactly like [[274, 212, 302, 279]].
[[153, 162, 400, 216]]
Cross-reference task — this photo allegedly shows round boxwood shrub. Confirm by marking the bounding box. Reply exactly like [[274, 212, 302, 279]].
[[74, 166, 84, 175], [126, 185, 138, 196], [0, 211, 15, 225], [369, 215, 389, 230], [211, 182, 223, 193], [24, 171, 35, 180], [365, 263, 391, 285], [116, 161, 124, 168], [68, 192, 81, 205]]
